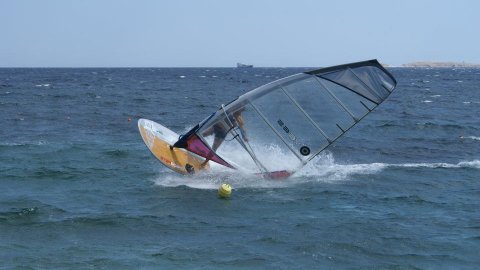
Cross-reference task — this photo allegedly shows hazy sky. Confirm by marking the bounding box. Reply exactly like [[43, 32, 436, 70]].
[[1, 0, 479, 67]]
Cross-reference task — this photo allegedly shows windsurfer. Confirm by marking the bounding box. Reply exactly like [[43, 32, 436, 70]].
[[200, 108, 247, 166]]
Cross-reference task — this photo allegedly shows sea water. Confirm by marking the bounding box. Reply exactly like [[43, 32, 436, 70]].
[[0, 67, 479, 269]]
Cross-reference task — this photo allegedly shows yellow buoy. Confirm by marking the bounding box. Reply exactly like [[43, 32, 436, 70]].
[[218, 183, 232, 198]]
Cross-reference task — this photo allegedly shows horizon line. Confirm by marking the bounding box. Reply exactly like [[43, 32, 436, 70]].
[[1, 61, 479, 69]]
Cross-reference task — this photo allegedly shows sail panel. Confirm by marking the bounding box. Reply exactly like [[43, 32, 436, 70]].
[[251, 86, 330, 161], [283, 77, 355, 140], [320, 69, 382, 104], [318, 78, 376, 119], [184, 134, 234, 168]]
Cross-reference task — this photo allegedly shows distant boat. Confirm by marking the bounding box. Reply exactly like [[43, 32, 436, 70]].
[[237, 62, 253, 68]]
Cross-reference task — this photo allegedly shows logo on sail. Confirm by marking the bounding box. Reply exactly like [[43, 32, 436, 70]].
[[277, 120, 297, 141]]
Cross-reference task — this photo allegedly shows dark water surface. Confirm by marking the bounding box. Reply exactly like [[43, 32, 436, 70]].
[[1, 67, 479, 269]]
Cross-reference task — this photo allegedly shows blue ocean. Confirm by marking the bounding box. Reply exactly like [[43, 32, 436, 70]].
[[1, 67, 479, 269]]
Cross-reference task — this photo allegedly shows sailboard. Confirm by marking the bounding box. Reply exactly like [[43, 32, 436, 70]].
[[139, 59, 397, 178], [138, 119, 209, 175]]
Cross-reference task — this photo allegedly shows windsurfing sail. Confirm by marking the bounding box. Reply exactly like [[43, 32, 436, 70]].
[[173, 59, 397, 176]]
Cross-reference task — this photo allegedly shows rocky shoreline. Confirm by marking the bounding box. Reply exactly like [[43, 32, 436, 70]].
[[401, 61, 480, 68]]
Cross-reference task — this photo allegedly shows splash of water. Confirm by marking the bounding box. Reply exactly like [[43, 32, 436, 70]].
[[150, 137, 479, 189], [152, 154, 480, 189]]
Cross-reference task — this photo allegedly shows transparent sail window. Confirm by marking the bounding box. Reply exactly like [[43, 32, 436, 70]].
[[251, 86, 329, 160], [197, 104, 303, 172], [349, 66, 395, 98], [320, 68, 382, 104], [283, 77, 355, 140], [316, 77, 376, 120]]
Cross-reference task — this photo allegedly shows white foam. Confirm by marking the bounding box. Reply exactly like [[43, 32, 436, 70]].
[[392, 160, 480, 169], [460, 136, 480, 141], [0, 140, 47, 146], [294, 152, 387, 181], [150, 141, 480, 189], [422, 100, 433, 103], [152, 168, 288, 189], [457, 160, 480, 168]]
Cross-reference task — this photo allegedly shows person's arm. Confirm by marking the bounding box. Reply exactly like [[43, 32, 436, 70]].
[[235, 114, 248, 141]]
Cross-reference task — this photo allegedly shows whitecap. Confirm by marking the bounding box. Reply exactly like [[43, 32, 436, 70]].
[[295, 153, 387, 181], [392, 160, 480, 169], [460, 136, 480, 141], [0, 140, 47, 146], [422, 100, 433, 103]]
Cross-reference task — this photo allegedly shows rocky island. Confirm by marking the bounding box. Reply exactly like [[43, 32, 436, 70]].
[[402, 61, 480, 68]]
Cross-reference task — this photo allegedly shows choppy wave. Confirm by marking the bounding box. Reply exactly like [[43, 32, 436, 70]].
[[0, 199, 67, 223], [0, 141, 47, 147], [0, 207, 38, 221]]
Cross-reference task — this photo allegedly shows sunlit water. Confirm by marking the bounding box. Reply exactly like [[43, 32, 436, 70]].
[[1, 67, 479, 269]]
